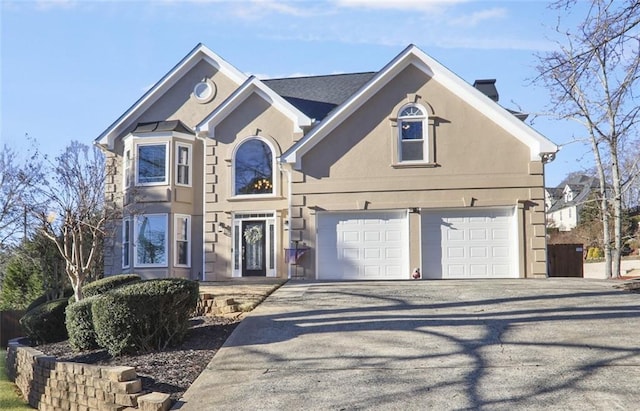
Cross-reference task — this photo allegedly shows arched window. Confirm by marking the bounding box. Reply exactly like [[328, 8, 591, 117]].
[[234, 138, 274, 195], [398, 104, 427, 162]]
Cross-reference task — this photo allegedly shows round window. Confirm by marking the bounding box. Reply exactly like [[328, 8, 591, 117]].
[[193, 79, 216, 103]]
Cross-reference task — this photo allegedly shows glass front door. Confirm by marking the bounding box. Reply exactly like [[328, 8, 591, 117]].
[[233, 212, 276, 277], [242, 220, 266, 276]]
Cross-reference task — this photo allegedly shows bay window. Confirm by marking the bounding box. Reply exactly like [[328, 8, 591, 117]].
[[137, 143, 168, 185], [134, 214, 168, 267]]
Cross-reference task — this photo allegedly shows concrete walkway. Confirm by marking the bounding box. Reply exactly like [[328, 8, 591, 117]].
[[175, 279, 640, 410]]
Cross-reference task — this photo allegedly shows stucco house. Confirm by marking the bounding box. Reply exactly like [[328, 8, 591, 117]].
[[546, 174, 600, 231], [95, 43, 558, 281]]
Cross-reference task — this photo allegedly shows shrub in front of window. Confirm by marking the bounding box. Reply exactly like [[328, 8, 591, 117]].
[[20, 298, 69, 345], [92, 278, 199, 356], [83, 274, 142, 298], [65, 295, 100, 351]]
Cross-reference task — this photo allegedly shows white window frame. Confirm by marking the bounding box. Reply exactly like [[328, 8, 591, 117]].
[[135, 142, 169, 186], [174, 214, 191, 268], [397, 104, 428, 163], [134, 213, 168, 268], [175, 142, 192, 187], [122, 218, 131, 269], [231, 137, 277, 198], [123, 148, 132, 189]]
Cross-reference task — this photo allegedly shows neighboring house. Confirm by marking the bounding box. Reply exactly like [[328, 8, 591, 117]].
[[95, 43, 558, 281], [546, 174, 600, 231]]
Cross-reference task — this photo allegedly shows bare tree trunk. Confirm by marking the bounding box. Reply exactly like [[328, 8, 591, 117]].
[[611, 144, 623, 278]]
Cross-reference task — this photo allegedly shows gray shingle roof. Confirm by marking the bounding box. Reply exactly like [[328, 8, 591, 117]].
[[133, 120, 194, 135], [547, 174, 600, 212], [263, 72, 376, 121]]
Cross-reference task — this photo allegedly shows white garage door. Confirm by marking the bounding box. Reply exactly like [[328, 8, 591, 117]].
[[422, 208, 518, 279], [317, 211, 408, 280]]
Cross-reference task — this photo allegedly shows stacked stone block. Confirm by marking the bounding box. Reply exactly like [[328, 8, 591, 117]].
[[194, 294, 240, 316], [6, 339, 171, 411]]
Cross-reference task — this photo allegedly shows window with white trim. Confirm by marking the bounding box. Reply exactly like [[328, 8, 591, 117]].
[[134, 214, 168, 267], [398, 105, 427, 162], [175, 214, 191, 267], [136, 143, 168, 185], [176, 143, 191, 186], [122, 218, 131, 269], [123, 149, 132, 188], [234, 138, 274, 196]]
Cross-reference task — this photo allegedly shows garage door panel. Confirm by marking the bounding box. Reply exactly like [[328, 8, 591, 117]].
[[448, 230, 465, 241], [318, 211, 408, 280], [470, 247, 488, 258], [469, 229, 487, 240], [448, 247, 464, 258], [422, 208, 517, 279]]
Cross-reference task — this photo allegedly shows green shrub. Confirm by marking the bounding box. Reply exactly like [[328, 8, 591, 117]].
[[26, 288, 73, 312], [65, 295, 100, 351], [83, 274, 141, 298], [593, 247, 603, 259], [92, 278, 199, 356], [20, 298, 69, 345], [69, 274, 141, 303]]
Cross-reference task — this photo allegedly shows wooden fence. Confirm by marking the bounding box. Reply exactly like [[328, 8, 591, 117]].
[[548, 243, 584, 278], [1, 310, 25, 348]]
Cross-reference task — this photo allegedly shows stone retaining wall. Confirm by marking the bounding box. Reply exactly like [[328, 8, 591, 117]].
[[6, 338, 170, 411], [194, 294, 240, 316]]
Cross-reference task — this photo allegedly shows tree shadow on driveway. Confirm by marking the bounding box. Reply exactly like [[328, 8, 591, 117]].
[[206, 280, 640, 410]]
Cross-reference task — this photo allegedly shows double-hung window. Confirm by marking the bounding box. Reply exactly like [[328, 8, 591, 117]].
[[137, 143, 168, 185], [134, 214, 168, 267], [176, 143, 191, 186], [175, 214, 191, 267], [398, 105, 427, 162]]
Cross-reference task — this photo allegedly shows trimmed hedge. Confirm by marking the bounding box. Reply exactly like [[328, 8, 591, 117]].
[[83, 274, 141, 298], [20, 298, 69, 344], [26, 288, 74, 312], [65, 295, 100, 351], [92, 278, 199, 356]]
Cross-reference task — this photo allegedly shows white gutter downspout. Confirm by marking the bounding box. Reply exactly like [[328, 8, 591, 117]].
[[281, 162, 293, 279]]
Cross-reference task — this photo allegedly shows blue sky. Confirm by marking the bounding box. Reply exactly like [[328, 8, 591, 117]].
[[1, 0, 593, 186]]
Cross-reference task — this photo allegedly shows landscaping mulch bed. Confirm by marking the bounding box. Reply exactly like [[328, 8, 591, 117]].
[[34, 316, 240, 401]]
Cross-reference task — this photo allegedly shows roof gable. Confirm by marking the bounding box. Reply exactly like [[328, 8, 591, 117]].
[[282, 44, 557, 167], [95, 43, 247, 149], [195, 76, 312, 136]]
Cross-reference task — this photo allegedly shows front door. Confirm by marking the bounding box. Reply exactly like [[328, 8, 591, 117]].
[[242, 220, 266, 276]]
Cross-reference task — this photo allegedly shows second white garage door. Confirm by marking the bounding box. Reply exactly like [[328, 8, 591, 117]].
[[422, 207, 518, 279], [317, 211, 408, 280]]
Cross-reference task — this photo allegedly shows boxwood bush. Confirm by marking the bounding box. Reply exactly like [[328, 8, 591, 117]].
[[69, 274, 142, 304], [26, 287, 74, 312], [83, 274, 141, 298], [65, 295, 100, 351], [20, 298, 69, 345], [92, 278, 199, 356]]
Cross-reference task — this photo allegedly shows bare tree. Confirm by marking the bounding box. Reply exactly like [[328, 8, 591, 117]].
[[30, 141, 116, 301], [0, 142, 42, 248], [537, 0, 640, 278]]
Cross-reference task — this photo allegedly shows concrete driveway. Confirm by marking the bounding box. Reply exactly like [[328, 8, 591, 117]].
[[175, 279, 640, 410]]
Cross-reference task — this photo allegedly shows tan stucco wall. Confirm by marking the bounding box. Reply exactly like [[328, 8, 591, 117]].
[[202, 92, 301, 280], [289, 64, 547, 279], [101, 57, 241, 280]]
